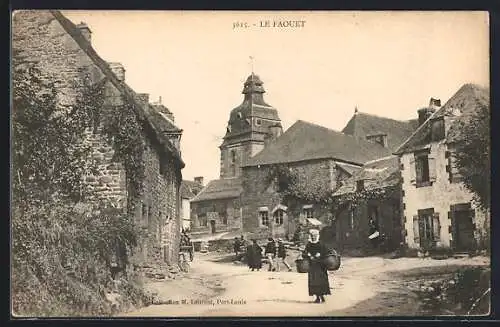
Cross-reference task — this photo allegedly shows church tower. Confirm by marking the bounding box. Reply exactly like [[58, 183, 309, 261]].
[[219, 73, 282, 178]]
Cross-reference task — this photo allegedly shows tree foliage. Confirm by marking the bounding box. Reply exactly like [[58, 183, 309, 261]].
[[265, 163, 397, 217], [11, 64, 147, 316], [451, 102, 490, 211]]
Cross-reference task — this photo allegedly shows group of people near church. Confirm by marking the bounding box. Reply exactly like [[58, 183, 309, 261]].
[[234, 230, 332, 304], [243, 237, 293, 272]]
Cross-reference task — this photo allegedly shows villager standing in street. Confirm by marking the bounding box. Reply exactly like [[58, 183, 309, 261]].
[[265, 237, 277, 271], [303, 229, 331, 303], [276, 238, 292, 272], [246, 239, 262, 271], [233, 237, 241, 257]]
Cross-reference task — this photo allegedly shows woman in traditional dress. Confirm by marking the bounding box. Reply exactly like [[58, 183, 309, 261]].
[[303, 229, 331, 303], [246, 239, 263, 271]]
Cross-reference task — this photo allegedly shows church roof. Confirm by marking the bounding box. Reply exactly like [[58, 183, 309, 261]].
[[50, 10, 184, 167], [342, 111, 418, 152], [243, 120, 392, 167], [190, 178, 243, 203], [394, 83, 489, 155]]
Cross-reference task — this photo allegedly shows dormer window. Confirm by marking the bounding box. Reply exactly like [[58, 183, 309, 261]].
[[366, 133, 388, 148], [237, 112, 243, 119], [227, 125, 232, 133]]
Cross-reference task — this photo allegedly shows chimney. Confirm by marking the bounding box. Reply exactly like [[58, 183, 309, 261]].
[[137, 93, 149, 106], [418, 107, 436, 126], [76, 22, 92, 43], [108, 62, 125, 82], [194, 176, 204, 186], [429, 98, 441, 109]]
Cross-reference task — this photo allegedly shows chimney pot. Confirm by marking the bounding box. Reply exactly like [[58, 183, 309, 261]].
[[194, 176, 204, 186], [108, 62, 125, 82], [76, 22, 92, 43]]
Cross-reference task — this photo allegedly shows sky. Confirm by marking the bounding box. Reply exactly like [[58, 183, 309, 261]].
[[62, 11, 489, 183]]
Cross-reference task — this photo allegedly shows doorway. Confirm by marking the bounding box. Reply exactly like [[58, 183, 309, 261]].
[[451, 204, 476, 252], [210, 220, 216, 234]]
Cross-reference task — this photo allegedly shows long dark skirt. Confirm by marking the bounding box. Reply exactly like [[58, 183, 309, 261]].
[[247, 247, 262, 269], [308, 261, 331, 296]]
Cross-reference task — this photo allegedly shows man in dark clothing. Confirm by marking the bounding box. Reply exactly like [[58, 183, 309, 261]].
[[276, 238, 292, 272], [265, 237, 277, 271], [234, 237, 241, 257]]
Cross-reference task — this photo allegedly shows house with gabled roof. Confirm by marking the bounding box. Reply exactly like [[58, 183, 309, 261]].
[[394, 84, 490, 253], [180, 178, 204, 231], [240, 120, 396, 239], [12, 10, 184, 266], [328, 155, 404, 253]]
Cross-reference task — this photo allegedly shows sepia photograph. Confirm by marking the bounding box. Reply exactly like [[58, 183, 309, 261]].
[[11, 10, 491, 318]]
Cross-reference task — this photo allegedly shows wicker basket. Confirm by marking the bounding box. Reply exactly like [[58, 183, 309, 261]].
[[323, 254, 341, 271], [295, 258, 310, 273]]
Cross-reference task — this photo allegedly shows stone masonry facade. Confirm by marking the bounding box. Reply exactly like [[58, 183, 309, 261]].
[[241, 159, 354, 238], [190, 198, 242, 235], [12, 10, 183, 266]]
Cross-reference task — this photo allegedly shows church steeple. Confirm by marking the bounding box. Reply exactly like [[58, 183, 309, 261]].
[[219, 72, 282, 179], [242, 73, 266, 104]]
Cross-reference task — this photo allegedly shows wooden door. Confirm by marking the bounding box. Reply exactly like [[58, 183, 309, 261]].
[[454, 210, 476, 251]]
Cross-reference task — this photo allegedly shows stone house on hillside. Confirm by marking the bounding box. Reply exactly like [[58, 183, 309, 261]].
[[180, 177, 204, 231], [190, 73, 282, 239], [12, 10, 184, 265], [394, 84, 490, 252]]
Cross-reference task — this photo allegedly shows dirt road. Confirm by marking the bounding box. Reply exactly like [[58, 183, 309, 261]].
[[121, 253, 490, 317]]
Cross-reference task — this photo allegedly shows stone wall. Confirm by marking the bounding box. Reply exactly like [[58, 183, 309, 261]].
[[400, 140, 489, 250], [12, 10, 182, 265], [190, 198, 242, 234], [241, 159, 343, 238]]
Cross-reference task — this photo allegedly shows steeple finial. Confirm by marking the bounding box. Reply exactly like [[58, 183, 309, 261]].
[[159, 96, 162, 104], [249, 56, 254, 74], [354, 105, 358, 114]]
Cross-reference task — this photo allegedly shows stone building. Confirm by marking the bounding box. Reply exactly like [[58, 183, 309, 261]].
[[12, 10, 185, 265], [394, 84, 490, 252], [190, 73, 282, 238], [240, 120, 394, 239], [240, 108, 419, 241], [180, 177, 204, 231], [330, 156, 403, 253]]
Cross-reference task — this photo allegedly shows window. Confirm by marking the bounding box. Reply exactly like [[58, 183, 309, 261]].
[[255, 118, 262, 126], [448, 151, 464, 183], [231, 150, 236, 164], [303, 207, 314, 219], [413, 208, 440, 249], [356, 179, 365, 192], [409, 151, 436, 187], [415, 154, 430, 184], [198, 214, 208, 227], [259, 211, 269, 226], [431, 118, 445, 142], [237, 112, 243, 119], [227, 125, 232, 133], [274, 209, 284, 225]]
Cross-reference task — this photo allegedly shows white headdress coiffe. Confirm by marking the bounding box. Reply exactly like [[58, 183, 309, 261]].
[[309, 229, 320, 243]]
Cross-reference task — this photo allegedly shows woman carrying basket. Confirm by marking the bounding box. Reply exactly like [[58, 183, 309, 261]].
[[302, 229, 331, 303]]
